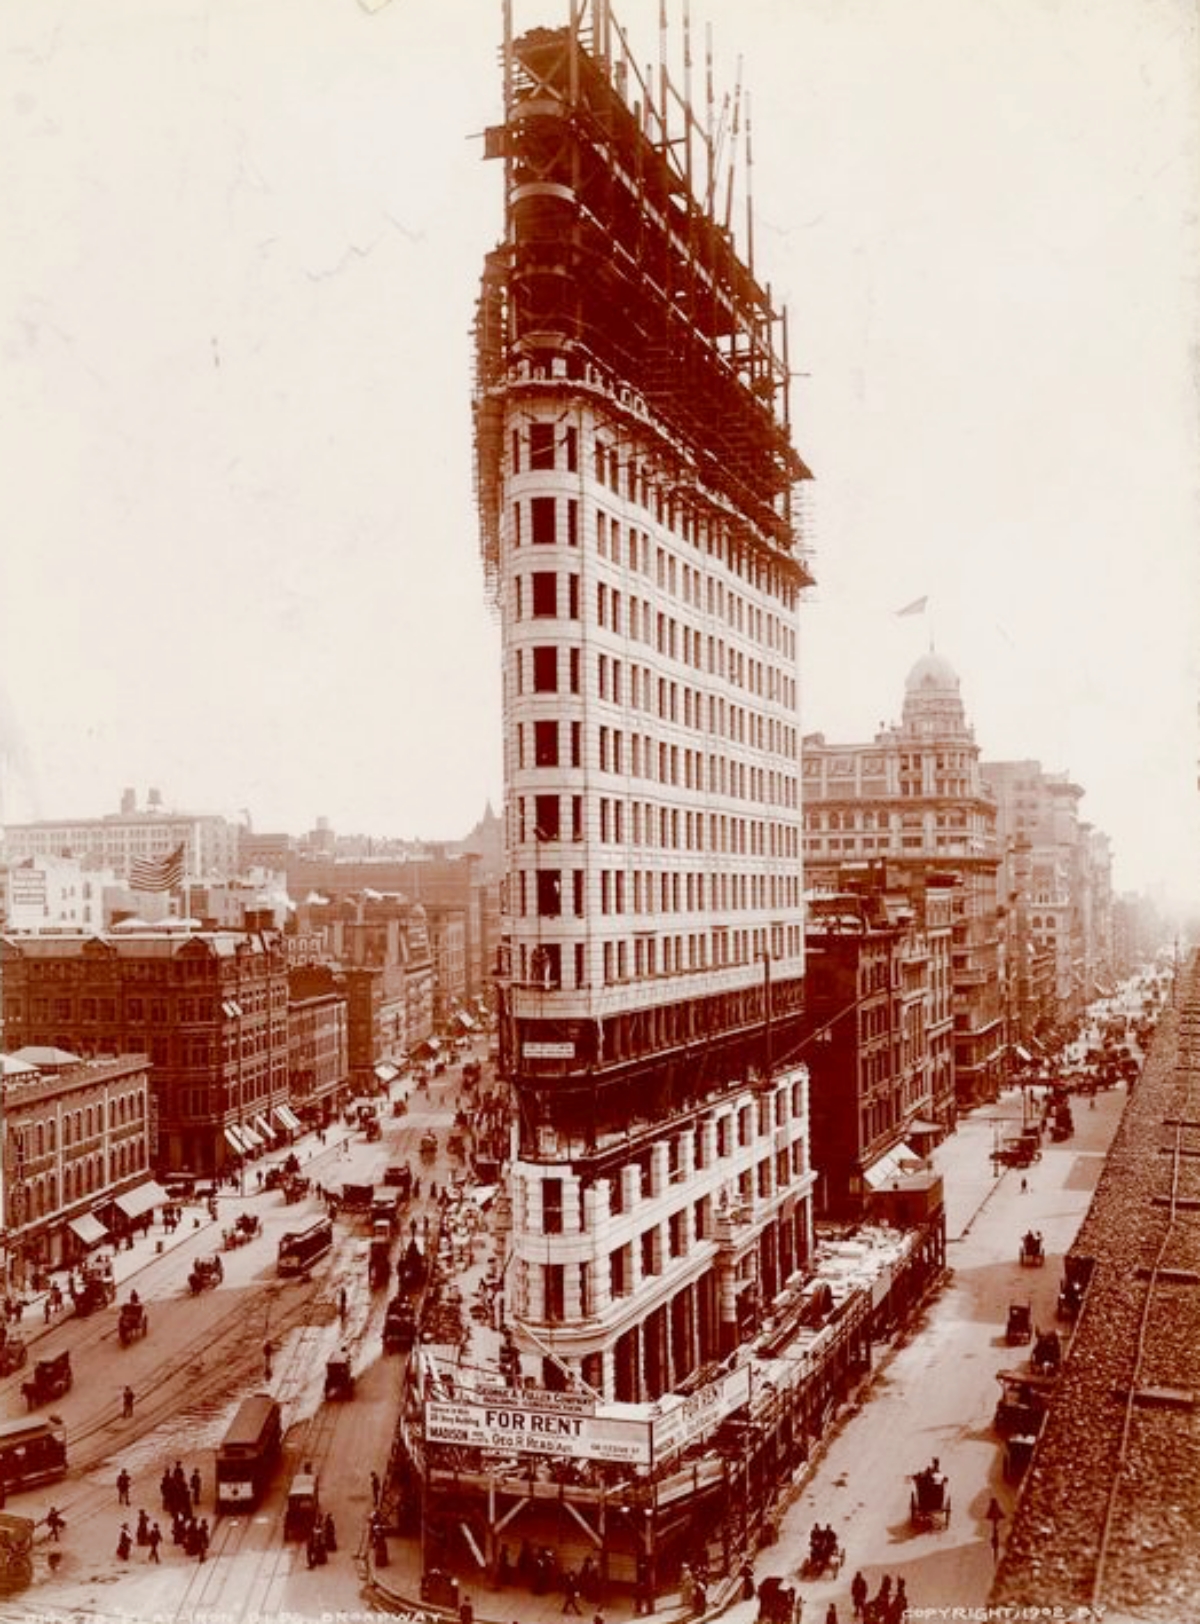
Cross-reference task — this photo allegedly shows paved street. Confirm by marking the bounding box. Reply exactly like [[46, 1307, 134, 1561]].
[[4, 1056, 474, 1622], [722, 1083, 1128, 1624], [5, 1066, 1127, 1624]]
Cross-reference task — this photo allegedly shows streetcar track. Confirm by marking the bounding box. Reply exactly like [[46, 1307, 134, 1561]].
[[995, 966, 1200, 1615]]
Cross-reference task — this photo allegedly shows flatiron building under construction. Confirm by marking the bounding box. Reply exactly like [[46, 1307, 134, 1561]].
[[474, 0, 816, 1404]]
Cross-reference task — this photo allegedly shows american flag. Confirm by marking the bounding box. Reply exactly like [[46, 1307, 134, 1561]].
[[129, 842, 186, 893]]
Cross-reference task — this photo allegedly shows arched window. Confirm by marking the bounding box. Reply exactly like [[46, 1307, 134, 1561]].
[[47, 1173, 57, 1210], [48, 1119, 56, 1152], [37, 1122, 45, 1157]]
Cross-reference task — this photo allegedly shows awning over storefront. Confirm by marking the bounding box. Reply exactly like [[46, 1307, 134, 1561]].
[[413, 1036, 441, 1057], [375, 1061, 400, 1083], [905, 1118, 941, 1141], [67, 1213, 109, 1248], [112, 1179, 171, 1221], [864, 1142, 922, 1190], [224, 1125, 248, 1155], [275, 1104, 303, 1132], [452, 1011, 477, 1031], [238, 1123, 263, 1150], [254, 1114, 277, 1143], [1013, 1044, 1034, 1064]]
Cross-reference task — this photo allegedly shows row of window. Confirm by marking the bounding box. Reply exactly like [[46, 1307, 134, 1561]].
[[517, 865, 801, 919], [510, 566, 796, 713], [516, 793, 799, 860], [536, 1148, 806, 1319], [593, 581, 795, 706], [514, 720, 798, 814], [9, 1139, 146, 1225], [509, 418, 800, 617], [595, 511, 797, 656], [11, 1092, 147, 1159], [516, 923, 799, 990], [806, 808, 972, 831]]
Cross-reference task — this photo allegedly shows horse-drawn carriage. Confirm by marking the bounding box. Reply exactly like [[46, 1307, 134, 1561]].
[[188, 1256, 224, 1294], [118, 1300, 149, 1346], [755, 1575, 801, 1624], [994, 1368, 1054, 1437], [1031, 1327, 1061, 1376], [383, 1297, 417, 1353], [1019, 1230, 1045, 1267], [369, 1238, 392, 1290], [223, 1212, 261, 1250], [1056, 1257, 1090, 1322], [909, 1461, 951, 1530], [0, 1513, 35, 1593], [324, 1350, 355, 1401], [71, 1271, 116, 1317], [1006, 1301, 1033, 1344], [21, 1350, 72, 1410], [398, 1238, 427, 1295], [800, 1522, 843, 1578], [282, 1175, 311, 1204], [0, 1327, 27, 1377]]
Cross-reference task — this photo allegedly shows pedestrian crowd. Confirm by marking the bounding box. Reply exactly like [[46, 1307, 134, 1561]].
[[849, 1569, 908, 1624], [106, 1459, 211, 1564]]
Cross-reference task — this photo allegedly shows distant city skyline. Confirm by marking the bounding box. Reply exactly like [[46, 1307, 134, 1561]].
[[1, 0, 1196, 903]]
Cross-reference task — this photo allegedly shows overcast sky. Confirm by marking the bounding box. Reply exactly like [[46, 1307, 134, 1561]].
[[1, 0, 1197, 904]]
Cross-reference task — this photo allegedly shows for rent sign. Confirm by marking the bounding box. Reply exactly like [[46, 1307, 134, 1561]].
[[650, 1364, 753, 1460], [425, 1396, 651, 1464]]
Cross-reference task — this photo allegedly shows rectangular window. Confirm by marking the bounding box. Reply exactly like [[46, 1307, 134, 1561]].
[[640, 1228, 659, 1277], [571, 795, 583, 840], [529, 421, 555, 470], [532, 646, 558, 692], [536, 870, 561, 917], [544, 1263, 565, 1322], [542, 1177, 564, 1233], [569, 646, 580, 693], [534, 794, 560, 841], [610, 1243, 630, 1295], [532, 571, 557, 616], [567, 573, 580, 619], [534, 721, 559, 767], [571, 721, 582, 767], [572, 870, 584, 915], [531, 495, 556, 544]]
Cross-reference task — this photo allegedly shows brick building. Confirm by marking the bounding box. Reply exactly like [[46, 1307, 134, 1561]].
[[0, 929, 291, 1175], [2, 1049, 154, 1288], [804, 653, 1006, 1107]]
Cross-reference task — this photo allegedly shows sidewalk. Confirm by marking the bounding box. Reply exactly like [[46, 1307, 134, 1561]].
[[14, 1122, 360, 1354]]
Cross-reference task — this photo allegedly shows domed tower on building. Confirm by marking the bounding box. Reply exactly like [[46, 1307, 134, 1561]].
[[903, 651, 975, 741], [803, 650, 1006, 1115]]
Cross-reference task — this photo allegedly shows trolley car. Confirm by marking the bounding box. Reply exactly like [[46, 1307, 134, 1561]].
[[277, 1216, 334, 1276]]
